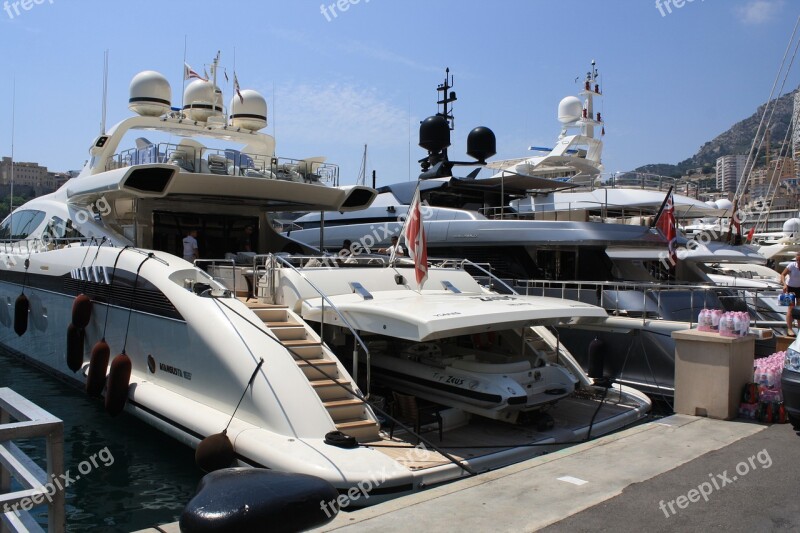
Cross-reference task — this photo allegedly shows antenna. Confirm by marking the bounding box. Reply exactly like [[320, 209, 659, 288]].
[[100, 50, 109, 134], [436, 67, 457, 131], [356, 144, 367, 186], [9, 76, 15, 229]]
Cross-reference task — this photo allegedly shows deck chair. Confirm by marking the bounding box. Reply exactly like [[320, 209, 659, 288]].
[[389, 391, 443, 443]]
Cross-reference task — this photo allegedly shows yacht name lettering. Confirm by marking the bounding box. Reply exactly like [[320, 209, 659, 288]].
[[158, 363, 192, 380], [433, 373, 464, 386], [473, 295, 517, 302], [433, 311, 461, 317]]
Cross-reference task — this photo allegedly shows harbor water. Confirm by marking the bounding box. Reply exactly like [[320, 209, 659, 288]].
[[0, 346, 201, 532]]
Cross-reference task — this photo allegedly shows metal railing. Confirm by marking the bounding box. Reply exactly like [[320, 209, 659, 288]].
[[514, 278, 786, 328], [0, 237, 115, 255], [106, 142, 339, 185], [0, 388, 64, 533], [259, 254, 375, 395], [195, 259, 237, 296]]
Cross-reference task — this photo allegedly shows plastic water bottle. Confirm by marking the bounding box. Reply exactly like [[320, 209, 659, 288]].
[[698, 309, 710, 331], [733, 313, 742, 336], [711, 309, 722, 330], [739, 312, 749, 336]]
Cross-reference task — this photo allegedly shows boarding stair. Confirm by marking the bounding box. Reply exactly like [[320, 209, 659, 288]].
[[248, 304, 380, 442]]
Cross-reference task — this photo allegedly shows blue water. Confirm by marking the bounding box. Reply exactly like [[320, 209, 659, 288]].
[[0, 348, 202, 532]]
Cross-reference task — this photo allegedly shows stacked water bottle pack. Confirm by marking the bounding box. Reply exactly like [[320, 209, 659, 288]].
[[696, 309, 750, 337], [739, 351, 788, 423]]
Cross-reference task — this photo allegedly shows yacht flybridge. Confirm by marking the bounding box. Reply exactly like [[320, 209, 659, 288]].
[[0, 59, 649, 502]]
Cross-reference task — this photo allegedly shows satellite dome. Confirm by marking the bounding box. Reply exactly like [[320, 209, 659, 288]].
[[715, 199, 733, 211], [704, 200, 717, 208], [129, 71, 171, 117], [229, 89, 267, 131], [783, 218, 800, 237], [183, 79, 223, 122], [558, 96, 583, 124]]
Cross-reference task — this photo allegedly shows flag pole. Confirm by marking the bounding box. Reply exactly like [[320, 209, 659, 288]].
[[181, 35, 187, 111], [651, 185, 674, 227]]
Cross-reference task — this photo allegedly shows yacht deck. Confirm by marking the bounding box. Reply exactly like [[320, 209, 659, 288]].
[[368, 394, 638, 470]]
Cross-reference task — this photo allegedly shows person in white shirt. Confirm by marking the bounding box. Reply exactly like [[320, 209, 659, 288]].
[[183, 230, 199, 262], [379, 235, 404, 257], [781, 252, 800, 336]]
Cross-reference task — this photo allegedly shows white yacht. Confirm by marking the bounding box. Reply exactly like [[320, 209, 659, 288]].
[[288, 63, 778, 397], [0, 61, 650, 502]]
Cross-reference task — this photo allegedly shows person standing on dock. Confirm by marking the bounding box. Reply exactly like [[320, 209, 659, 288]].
[[781, 252, 800, 336], [183, 229, 199, 262]]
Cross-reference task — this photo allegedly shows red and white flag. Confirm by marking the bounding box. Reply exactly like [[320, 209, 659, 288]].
[[746, 226, 756, 243], [184, 63, 207, 81], [656, 190, 677, 268], [403, 187, 428, 290], [234, 72, 244, 104]]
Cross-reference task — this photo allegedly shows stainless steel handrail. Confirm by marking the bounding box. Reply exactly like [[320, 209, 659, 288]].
[[515, 277, 784, 328], [264, 253, 374, 396]]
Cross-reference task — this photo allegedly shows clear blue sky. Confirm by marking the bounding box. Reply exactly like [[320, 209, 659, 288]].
[[0, 0, 797, 186]]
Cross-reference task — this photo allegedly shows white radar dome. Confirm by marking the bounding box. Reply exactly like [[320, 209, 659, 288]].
[[704, 200, 717, 208], [183, 79, 223, 122], [229, 89, 267, 131], [715, 199, 733, 211], [558, 96, 583, 124], [128, 71, 171, 117], [783, 218, 800, 237]]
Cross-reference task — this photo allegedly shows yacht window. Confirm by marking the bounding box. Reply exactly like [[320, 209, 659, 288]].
[[43, 216, 86, 244], [0, 209, 46, 240]]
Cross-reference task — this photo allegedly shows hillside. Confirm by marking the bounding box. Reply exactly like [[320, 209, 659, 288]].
[[635, 89, 797, 177]]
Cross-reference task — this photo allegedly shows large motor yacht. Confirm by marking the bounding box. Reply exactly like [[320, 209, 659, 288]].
[[0, 59, 650, 501]]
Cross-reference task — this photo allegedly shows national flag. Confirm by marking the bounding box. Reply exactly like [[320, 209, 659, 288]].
[[746, 226, 755, 243], [655, 189, 677, 268], [183, 63, 206, 81], [401, 187, 428, 289], [234, 72, 244, 104]]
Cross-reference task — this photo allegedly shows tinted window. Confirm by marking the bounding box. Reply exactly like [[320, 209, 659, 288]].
[[42, 216, 85, 243], [0, 210, 46, 240]]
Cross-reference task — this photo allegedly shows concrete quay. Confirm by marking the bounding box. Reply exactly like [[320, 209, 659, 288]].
[[138, 414, 800, 532]]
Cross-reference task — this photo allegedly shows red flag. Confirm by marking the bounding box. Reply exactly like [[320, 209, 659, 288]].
[[746, 226, 755, 243], [656, 190, 677, 267], [404, 188, 428, 289]]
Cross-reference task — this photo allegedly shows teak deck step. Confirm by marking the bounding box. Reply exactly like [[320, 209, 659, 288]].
[[335, 418, 380, 442], [310, 379, 351, 388], [281, 339, 321, 347], [323, 399, 364, 409], [265, 320, 303, 328], [296, 359, 338, 380], [335, 419, 378, 431]]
